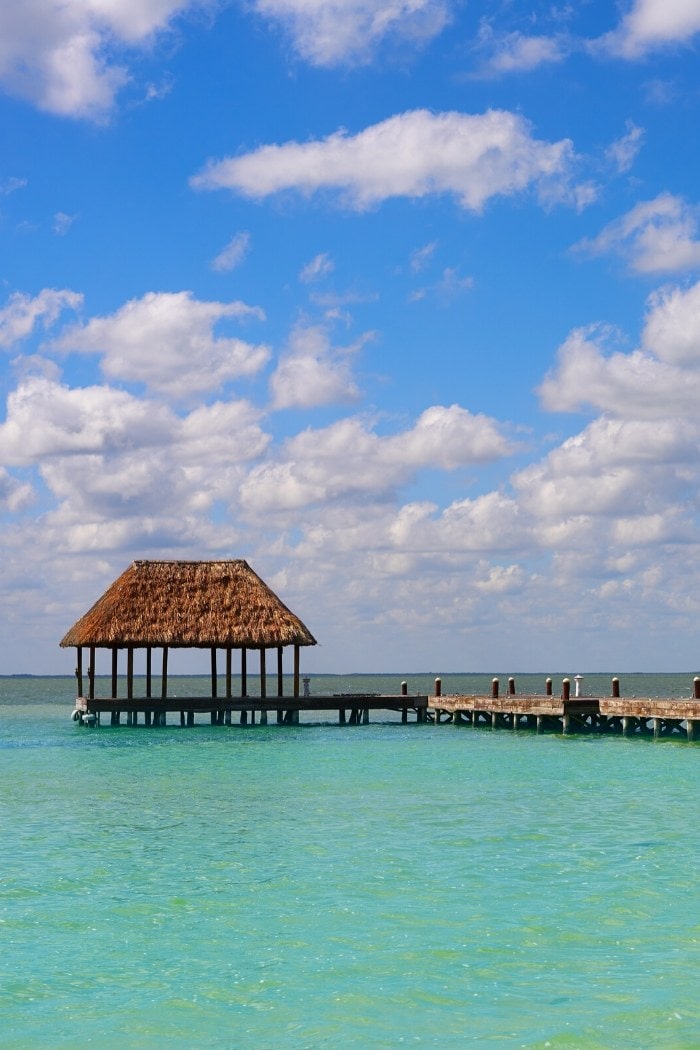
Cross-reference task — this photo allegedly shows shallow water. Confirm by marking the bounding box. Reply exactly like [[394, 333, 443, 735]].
[[1, 676, 699, 1048]]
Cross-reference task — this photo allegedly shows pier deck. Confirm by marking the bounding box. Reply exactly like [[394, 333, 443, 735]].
[[74, 693, 429, 726], [430, 693, 700, 739]]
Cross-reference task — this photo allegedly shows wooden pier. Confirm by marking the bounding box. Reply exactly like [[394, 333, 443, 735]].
[[430, 676, 700, 741], [72, 688, 429, 727]]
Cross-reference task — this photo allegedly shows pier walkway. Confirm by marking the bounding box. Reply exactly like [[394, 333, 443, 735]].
[[74, 691, 429, 726], [430, 676, 700, 740]]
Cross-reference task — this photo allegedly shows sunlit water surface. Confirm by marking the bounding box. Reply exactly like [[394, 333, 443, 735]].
[[1, 675, 699, 1048]]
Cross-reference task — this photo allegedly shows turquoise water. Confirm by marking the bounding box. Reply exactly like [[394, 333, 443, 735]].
[[2, 675, 700, 1048]]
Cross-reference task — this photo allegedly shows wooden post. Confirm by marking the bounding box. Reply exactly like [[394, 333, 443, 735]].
[[89, 646, 95, 700], [241, 647, 247, 697], [434, 677, 442, 697], [260, 648, 267, 699], [276, 647, 284, 724], [562, 678, 570, 701], [111, 648, 118, 699], [401, 681, 408, 723], [687, 720, 698, 742], [612, 677, 620, 698], [491, 678, 499, 699], [653, 718, 662, 738], [76, 646, 83, 698], [545, 677, 552, 696], [225, 647, 232, 725], [211, 647, 218, 698], [146, 647, 152, 699], [694, 677, 700, 701], [161, 646, 169, 700], [293, 645, 300, 698], [127, 647, 134, 699], [508, 677, 515, 695]]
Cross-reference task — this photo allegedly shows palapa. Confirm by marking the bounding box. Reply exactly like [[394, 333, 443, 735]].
[[60, 559, 317, 650]]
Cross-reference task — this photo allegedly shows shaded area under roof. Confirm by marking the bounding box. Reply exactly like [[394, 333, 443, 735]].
[[60, 560, 317, 649]]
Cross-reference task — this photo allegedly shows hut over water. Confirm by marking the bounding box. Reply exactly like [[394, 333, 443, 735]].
[[61, 559, 316, 707]]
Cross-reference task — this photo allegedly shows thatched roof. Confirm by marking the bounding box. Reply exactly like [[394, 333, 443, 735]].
[[60, 560, 317, 649]]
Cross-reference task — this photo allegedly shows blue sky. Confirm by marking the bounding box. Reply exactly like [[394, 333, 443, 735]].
[[2, 0, 700, 675]]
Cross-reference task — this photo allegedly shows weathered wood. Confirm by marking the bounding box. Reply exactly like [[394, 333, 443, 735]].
[[146, 647, 152, 699], [161, 646, 169, 700], [277, 646, 283, 698], [127, 646, 134, 700], [111, 647, 118, 699], [241, 647, 247, 697], [260, 648, 266, 699]]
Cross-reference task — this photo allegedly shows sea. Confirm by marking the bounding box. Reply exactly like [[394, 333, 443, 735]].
[[2, 672, 699, 1049]]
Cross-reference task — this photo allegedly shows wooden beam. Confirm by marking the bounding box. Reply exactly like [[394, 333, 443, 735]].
[[260, 647, 266, 699], [241, 647, 247, 697], [111, 648, 118, 700], [277, 646, 283, 697], [161, 646, 169, 700], [226, 648, 232, 699]]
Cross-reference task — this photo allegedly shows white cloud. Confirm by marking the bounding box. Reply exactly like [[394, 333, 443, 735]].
[[573, 193, 700, 274], [299, 252, 334, 283], [410, 241, 437, 272], [0, 288, 82, 348], [53, 290, 270, 399], [211, 231, 251, 272], [192, 108, 580, 213], [601, 0, 700, 58], [476, 28, 567, 75], [642, 280, 700, 366], [53, 211, 76, 235], [605, 122, 644, 174], [0, 0, 197, 119], [240, 404, 514, 516], [252, 0, 451, 67], [0, 468, 34, 513], [0, 176, 27, 195], [269, 324, 361, 409]]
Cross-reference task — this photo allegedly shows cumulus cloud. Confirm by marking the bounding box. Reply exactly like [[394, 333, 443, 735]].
[[53, 290, 270, 399], [0, 288, 82, 348], [269, 324, 362, 409], [0, 0, 197, 118], [211, 231, 251, 272], [192, 108, 580, 213], [251, 0, 451, 67], [0, 467, 34, 513], [240, 404, 514, 516], [573, 194, 700, 274], [0, 374, 269, 548], [600, 0, 700, 58]]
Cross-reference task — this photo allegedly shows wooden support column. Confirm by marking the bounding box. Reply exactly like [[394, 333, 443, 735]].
[[225, 647, 232, 725], [401, 680, 408, 723], [89, 646, 95, 700], [127, 647, 134, 699], [111, 648, 118, 699], [241, 647, 247, 697], [211, 647, 218, 698], [161, 646, 169, 700], [146, 647, 152, 699], [277, 646, 284, 723], [76, 646, 83, 698], [293, 645, 300, 698], [260, 648, 267, 699]]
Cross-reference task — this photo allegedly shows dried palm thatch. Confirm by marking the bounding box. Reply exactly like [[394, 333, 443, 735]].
[[60, 560, 317, 649]]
